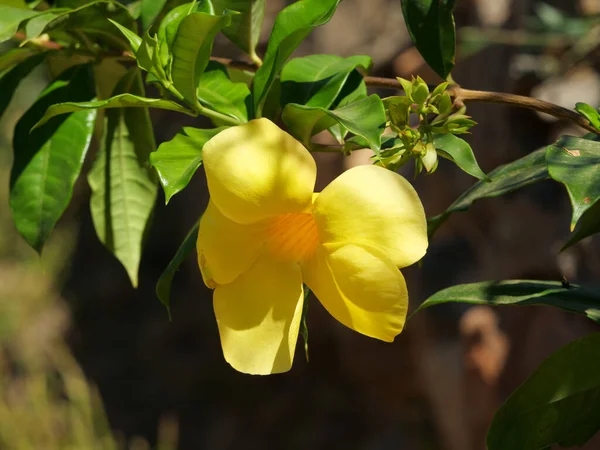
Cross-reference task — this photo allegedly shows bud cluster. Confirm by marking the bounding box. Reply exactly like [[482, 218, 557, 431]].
[[376, 77, 476, 174]]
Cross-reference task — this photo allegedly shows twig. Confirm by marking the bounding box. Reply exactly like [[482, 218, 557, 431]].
[[10, 32, 598, 134]]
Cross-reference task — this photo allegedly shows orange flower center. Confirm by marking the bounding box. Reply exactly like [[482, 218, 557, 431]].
[[266, 213, 319, 262]]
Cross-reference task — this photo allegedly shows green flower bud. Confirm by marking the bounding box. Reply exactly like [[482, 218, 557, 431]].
[[421, 142, 438, 173], [412, 77, 430, 105]]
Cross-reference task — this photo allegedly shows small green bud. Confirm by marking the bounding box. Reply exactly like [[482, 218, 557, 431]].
[[437, 92, 452, 115], [421, 142, 438, 173], [431, 81, 449, 98], [397, 77, 413, 100], [412, 77, 429, 105]]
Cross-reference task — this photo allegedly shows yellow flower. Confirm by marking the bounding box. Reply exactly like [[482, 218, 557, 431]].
[[197, 118, 428, 375]]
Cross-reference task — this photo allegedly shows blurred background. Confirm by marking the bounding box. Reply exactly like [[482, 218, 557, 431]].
[[2, 0, 600, 448]]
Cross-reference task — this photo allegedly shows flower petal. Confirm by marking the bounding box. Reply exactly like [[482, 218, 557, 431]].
[[213, 254, 304, 375], [302, 243, 408, 342], [314, 165, 427, 268], [197, 201, 267, 286], [203, 118, 317, 224]]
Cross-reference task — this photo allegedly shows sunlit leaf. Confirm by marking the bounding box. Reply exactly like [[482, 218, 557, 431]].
[[10, 66, 96, 252], [280, 54, 371, 109], [34, 93, 194, 129], [197, 61, 250, 123], [171, 10, 233, 109], [150, 126, 226, 203], [0, 4, 39, 43], [88, 69, 158, 287], [213, 0, 265, 62], [282, 95, 386, 152], [252, 0, 341, 116], [547, 135, 600, 230], [433, 133, 488, 181], [141, 0, 168, 30], [575, 102, 600, 131]]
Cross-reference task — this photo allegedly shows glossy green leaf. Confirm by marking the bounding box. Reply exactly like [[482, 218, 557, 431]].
[[428, 148, 549, 238], [433, 133, 488, 181], [563, 198, 600, 249], [88, 69, 158, 288], [401, 0, 457, 79], [0, 52, 46, 121], [171, 11, 233, 109], [282, 95, 386, 152], [156, 2, 213, 50], [197, 61, 250, 123], [108, 18, 142, 51], [23, 10, 67, 39], [413, 280, 600, 324], [252, 0, 342, 116], [488, 332, 600, 450], [10, 67, 96, 252], [280, 54, 371, 109], [575, 102, 600, 131], [141, 0, 168, 29], [213, 0, 265, 62], [150, 126, 225, 203], [156, 220, 199, 317], [0, 4, 39, 43], [547, 135, 600, 230], [34, 93, 194, 129]]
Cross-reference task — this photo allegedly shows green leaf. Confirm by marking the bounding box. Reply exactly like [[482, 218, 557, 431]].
[[0, 4, 39, 43], [150, 126, 225, 204], [0, 52, 46, 121], [34, 93, 194, 129], [252, 0, 342, 117], [428, 148, 549, 238], [213, 0, 265, 62], [280, 54, 371, 109], [487, 332, 600, 450], [41, 1, 137, 50], [413, 280, 600, 325], [88, 69, 158, 288], [23, 10, 68, 40], [0, 47, 36, 72], [10, 66, 96, 252], [108, 18, 142, 51], [401, 0, 456, 79], [156, 220, 199, 317], [282, 95, 386, 152], [563, 199, 600, 249], [575, 102, 600, 131], [197, 61, 250, 123], [171, 11, 233, 109], [141, 0, 168, 30], [547, 135, 600, 230], [432, 133, 488, 181]]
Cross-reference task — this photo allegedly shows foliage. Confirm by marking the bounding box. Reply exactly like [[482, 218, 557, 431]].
[[2, 0, 600, 445]]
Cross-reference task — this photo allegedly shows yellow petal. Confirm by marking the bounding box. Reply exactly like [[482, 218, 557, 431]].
[[314, 165, 427, 268], [197, 201, 267, 286], [213, 254, 304, 375], [203, 118, 317, 224], [302, 243, 408, 342]]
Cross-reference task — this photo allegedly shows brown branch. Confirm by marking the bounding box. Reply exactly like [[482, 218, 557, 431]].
[[449, 87, 600, 135], [10, 30, 598, 135]]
